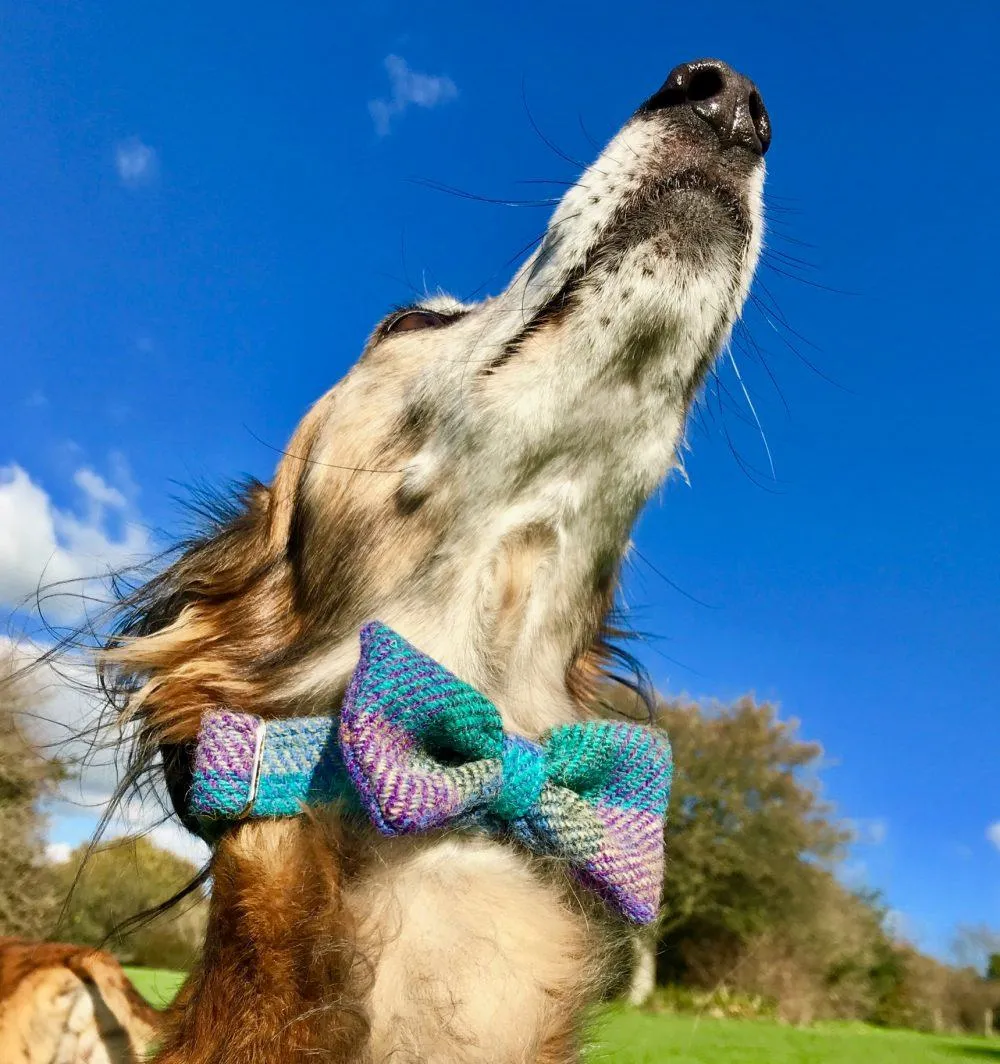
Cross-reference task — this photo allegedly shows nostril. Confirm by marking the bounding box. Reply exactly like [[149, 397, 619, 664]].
[[687, 67, 725, 102], [747, 90, 771, 154], [748, 91, 764, 129]]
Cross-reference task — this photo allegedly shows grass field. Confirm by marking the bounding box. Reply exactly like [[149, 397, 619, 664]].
[[123, 969, 1000, 1062], [592, 1009, 1000, 1063], [123, 967, 187, 1009]]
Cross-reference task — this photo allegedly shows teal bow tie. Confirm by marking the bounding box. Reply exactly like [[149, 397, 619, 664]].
[[190, 622, 673, 925]]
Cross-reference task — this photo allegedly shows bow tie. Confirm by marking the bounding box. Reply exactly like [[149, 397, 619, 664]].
[[189, 622, 673, 925]]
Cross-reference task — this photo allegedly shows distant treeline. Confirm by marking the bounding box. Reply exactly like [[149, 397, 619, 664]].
[[608, 686, 999, 1034]]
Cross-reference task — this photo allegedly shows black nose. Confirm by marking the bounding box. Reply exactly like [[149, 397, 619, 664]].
[[641, 58, 771, 156]]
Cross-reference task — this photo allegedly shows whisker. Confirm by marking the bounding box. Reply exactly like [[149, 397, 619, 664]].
[[242, 424, 404, 475], [748, 293, 855, 393], [764, 229, 818, 250], [706, 369, 784, 493], [707, 362, 767, 431], [726, 341, 776, 481], [760, 259, 856, 295], [577, 112, 602, 153], [733, 321, 790, 416], [515, 178, 576, 188], [631, 548, 720, 610], [410, 176, 559, 208], [762, 246, 821, 272], [751, 281, 824, 353], [462, 231, 546, 302], [520, 78, 589, 171]]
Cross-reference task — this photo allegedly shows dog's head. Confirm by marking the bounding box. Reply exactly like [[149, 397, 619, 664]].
[[106, 59, 769, 813]]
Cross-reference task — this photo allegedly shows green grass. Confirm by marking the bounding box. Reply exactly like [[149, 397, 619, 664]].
[[122, 967, 187, 1010], [588, 1009, 1000, 1063], [121, 971, 999, 1063]]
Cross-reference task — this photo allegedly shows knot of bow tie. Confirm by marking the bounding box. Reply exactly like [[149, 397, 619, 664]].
[[189, 622, 673, 925]]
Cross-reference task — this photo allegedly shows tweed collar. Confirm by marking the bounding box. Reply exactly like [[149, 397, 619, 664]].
[[188, 621, 672, 925]]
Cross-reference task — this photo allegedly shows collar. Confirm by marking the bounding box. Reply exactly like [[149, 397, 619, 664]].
[[188, 621, 672, 925]]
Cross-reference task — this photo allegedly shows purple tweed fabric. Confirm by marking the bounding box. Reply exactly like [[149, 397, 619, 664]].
[[338, 623, 505, 835], [339, 623, 673, 925], [190, 711, 260, 818]]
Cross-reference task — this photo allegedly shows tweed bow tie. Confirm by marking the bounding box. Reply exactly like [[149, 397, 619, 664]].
[[189, 621, 673, 925]]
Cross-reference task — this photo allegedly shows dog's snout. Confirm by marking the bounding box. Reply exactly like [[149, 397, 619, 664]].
[[642, 58, 771, 156]]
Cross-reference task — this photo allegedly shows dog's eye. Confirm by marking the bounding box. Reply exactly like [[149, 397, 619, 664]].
[[384, 309, 449, 335]]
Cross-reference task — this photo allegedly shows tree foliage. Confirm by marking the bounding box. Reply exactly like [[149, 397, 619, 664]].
[[654, 696, 846, 943], [54, 835, 207, 969], [0, 655, 206, 968], [605, 685, 998, 1032], [0, 656, 63, 937]]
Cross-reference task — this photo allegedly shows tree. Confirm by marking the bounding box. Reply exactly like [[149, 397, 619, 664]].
[[0, 656, 64, 937], [953, 925, 1000, 978], [603, 684, 996, 1031], [55, 835, 208, 970], [605, 686, 881, 1018], [649, 696, 847, 977]]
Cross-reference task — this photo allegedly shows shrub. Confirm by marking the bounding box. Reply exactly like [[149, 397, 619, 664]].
[[54, 835, 207, 970]]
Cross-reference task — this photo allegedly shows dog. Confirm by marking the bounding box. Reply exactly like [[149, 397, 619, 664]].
[[101, 57, 770, 1063]]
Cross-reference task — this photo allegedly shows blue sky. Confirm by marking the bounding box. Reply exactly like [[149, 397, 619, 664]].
[[1, 1, 997, 957]]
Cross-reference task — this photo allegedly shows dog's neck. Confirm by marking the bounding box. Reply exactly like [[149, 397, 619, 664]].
[[280, 509, 637, 735]]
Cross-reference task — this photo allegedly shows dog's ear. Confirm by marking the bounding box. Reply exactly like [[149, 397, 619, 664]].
[[102, 478, 299, 746]]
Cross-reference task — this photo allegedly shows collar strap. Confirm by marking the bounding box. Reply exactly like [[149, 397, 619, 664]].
[[190, 713, 351, 820], [188, 622, 673, 926]]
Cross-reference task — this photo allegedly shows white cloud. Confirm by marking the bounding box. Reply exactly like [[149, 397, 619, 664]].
[[4, 634, 119, 805], [0, 463, 151, 621], [45, 841, 72, 864], [49, 819, 210, 868], [849, 817, 888, 847], [987, 822, 1000, 852], [55, 789, 211, 867], [50, 803, 211, 869], [369, 55, 458, 136], [73, 468, 127, 511], [114, 137, 159, 187], [0, 460, 205, 867], [127, 817, 210, 867]]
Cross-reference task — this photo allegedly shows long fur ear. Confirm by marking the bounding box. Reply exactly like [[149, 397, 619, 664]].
[[104, 481, 300, 726], [102, 407, 328, 741], [99, 478, 302, 829]]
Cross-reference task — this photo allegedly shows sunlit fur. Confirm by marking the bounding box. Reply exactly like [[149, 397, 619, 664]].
[[0, 939, 159, 1062], [103, 87, 765, 1063]]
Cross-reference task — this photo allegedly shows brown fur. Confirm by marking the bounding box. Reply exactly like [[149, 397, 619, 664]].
[[104, 454, 622, 1063], [0, 938, 159, 1063], [99, 340, 632, 1060], [155, 818, 371, 1064]]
